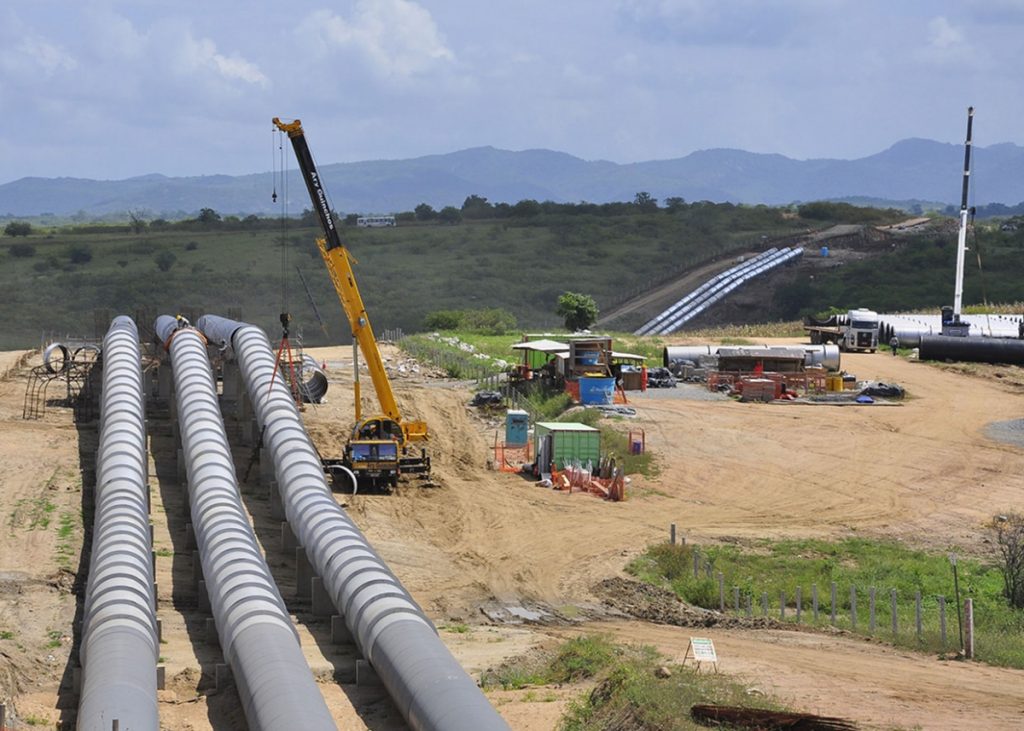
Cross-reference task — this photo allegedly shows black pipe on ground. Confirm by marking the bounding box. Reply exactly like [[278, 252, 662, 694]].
[[918, 335, 1024, 365]]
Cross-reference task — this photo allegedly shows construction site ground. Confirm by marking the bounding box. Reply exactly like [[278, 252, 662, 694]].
[[2, 339, 1024, 729]]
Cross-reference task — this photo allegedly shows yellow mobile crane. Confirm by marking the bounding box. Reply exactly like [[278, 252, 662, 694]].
[[273, 117, 429, 489]]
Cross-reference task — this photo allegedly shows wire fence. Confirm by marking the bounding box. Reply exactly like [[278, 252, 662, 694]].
[[681, 539, 974, 656]]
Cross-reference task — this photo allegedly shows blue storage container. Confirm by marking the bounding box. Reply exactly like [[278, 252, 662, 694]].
[[578, 350, 599, 365], [505, 409, 529, 445], [820, 246, 829, 257], [579, 376, 615, 405]]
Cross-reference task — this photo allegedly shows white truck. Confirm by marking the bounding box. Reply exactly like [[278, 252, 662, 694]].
[[805, 308, 879, 352]]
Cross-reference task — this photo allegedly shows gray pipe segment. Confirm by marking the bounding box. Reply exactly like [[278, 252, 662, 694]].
[[155, 315, 336, 731], [198, 314, 510, 731]]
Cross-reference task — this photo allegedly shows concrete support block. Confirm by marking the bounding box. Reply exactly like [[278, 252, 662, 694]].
[[156, 618, 162, 643], [72, 666, 82, 695], [215, 663, 234, 690], [355, 659, 381, 687], [176, 448, 186, 483], [156, 664, 166, 691], [269, 481, 285, 521], [198, 580, 210, 613], [157, 365, 172, 400], [259, 450, 274, 484], [331, 615, 354, 645], [185, 523, 197, 549], [296, 548, 313, 599], [312, 576, 334, 617], [281, 522, 299, 553], [191, 551, 202, 589], [205, 617, 219, 646]]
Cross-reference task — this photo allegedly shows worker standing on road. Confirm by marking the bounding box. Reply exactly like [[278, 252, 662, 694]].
[[889, 335, 899, 356]]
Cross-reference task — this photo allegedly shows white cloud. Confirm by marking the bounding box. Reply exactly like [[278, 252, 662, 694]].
[[177, 32, 269, 87], [928, 16, 963, 48], [299, 1, 455, 78], [0, 33, 77, 77]]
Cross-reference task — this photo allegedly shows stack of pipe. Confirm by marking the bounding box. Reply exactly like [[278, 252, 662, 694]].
[[78, 316, 160, 730], [155, 316, 336, 731], [198, 314, 510, 731]]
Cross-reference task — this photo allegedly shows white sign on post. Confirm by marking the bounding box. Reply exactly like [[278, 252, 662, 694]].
[[683, 637, 719, 672]]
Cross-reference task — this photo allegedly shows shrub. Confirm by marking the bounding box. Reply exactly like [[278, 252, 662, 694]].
[[66, 244, 92, 264], [991, 513, 1024, 609], [185, 241, 199, 251], [8, 242, 35, 257], [155, 251, 177, 272], [4, 221, 32, 237]]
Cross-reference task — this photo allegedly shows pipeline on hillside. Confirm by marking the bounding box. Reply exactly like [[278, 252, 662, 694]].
[[197, 314, 511, 731], [78, 316, 160, 730], [155, 316, 336, 731]]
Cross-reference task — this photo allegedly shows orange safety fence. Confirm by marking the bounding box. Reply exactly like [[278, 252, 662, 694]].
[[492, 435, 533, 473], [550, 464, 626, 501]]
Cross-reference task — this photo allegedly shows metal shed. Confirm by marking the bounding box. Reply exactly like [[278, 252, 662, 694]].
[[534, 422, 601, 472]]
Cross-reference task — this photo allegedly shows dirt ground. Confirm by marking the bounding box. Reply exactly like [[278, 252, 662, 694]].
[[2, 337, 1024, 729]]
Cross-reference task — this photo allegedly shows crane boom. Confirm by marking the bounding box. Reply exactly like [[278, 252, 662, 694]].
[[273, 117, 427, 445]]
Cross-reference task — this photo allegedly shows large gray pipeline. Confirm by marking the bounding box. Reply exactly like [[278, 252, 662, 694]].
[[155, 316, 336, 731], [197, 314, 510, 731], [78, 317, 159, 730]]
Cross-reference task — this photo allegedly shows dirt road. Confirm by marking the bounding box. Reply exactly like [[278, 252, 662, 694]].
[[2, 339, 1024, 729]]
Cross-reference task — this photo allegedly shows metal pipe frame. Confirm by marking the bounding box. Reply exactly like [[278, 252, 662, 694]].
[[78, 316, 159, 730], [155, 316, 336, 731], [198, 314, 510, 731]]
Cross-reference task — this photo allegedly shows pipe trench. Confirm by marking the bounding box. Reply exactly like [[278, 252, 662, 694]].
[[78, 316, 159, 730], [155, 316, 336, 731], [198, 314, 510, 731]]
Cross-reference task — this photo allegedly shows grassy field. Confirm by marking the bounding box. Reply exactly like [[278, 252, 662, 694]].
[[0, 205, 821, 350], [482, 634, 785, 730], [3, 204, 1021, 351], [628, 539, 1024, 668]]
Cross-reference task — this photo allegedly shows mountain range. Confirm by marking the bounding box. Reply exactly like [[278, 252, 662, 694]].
[[2, 138, 1023, 218]]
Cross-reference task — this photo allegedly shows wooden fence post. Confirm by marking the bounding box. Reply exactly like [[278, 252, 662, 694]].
[[733, 587, 740, 612], [812, 584, 819, 622], [850, 586, 858, 630], [718, 573, 725, 612], [693, 550, 700, 579], [670, 523, 676, 545], [780, 590, 786, 620], [746, 594, 752, 617], [762, 592, 768, 617], [795, 587, 802, 623]]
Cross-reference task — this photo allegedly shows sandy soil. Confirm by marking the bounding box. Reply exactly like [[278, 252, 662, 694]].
[[2, 339, 1024, 729]]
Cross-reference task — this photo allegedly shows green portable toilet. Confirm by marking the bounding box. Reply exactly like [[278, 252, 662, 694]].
[[534, 422, 601, 471]]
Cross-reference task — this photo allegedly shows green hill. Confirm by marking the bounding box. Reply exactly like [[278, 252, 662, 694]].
[[3, 203, 1021, 351]]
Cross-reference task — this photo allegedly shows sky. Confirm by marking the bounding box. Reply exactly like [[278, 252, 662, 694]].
[[2, 0, 1023, 185]]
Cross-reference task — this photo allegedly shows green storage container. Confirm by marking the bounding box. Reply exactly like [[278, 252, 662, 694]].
[[534, 422, 601, 471]]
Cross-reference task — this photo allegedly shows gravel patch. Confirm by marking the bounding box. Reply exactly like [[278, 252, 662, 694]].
[[630, 384, 730, 402], [986, 418, 1024, 448]]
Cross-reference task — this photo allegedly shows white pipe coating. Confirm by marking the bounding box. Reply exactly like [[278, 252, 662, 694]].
[[78, 316, 159, 730], [197, 314, 510, 731], [155, 316, 336, 731]]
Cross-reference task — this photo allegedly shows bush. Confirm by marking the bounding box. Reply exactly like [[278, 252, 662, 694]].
[[66, 244, 93, 264], [185, 241, 199, 251], [4, 221, 32, 237], [8, 242, 35, 257], [991, 513, 1024, 609], [155, 251, 177, 272]]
